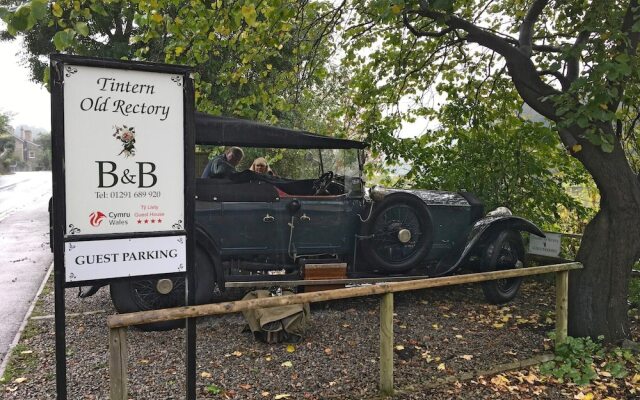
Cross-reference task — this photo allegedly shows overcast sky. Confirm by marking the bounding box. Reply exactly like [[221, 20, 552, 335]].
[[0, 32, 50, 132]]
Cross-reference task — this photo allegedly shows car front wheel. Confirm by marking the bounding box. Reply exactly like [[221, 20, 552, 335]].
[[481, 229, 525, 304]]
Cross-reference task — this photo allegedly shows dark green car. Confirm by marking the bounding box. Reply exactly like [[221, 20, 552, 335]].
[[104, 114, 544, 330]]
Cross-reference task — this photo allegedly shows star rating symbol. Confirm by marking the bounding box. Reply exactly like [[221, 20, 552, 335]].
[[144, 219, 149, 224], [157, 218, 162, 223], [137, 219, 142, 224], [151, 219, 156, 223]]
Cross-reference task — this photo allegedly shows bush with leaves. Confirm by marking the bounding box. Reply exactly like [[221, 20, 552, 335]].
[[540, 335, 634, 386]]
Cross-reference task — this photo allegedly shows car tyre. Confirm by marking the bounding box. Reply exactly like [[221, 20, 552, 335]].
[[362, 193, 433, 273], [110, 246, 217, 331], [481, 229, 525, 304]]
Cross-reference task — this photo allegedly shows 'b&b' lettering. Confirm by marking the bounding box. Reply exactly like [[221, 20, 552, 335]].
[[96, 161, 158, 188]]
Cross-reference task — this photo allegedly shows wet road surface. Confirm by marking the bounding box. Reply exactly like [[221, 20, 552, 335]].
[[0, 171, 52, 371]]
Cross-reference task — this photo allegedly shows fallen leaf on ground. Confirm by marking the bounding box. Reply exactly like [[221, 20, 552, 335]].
[[232, 351, 243, 357], [200, 371, 212, 378], [491, 374, 509, 386], [437, 363, 446, 371], [274, 394, 291, 399], [13, 377, 27, 384], [460, 355, 473, 360], [395, 345, 405, 350], [286, 345, 295, 353], [281, 361, 293, 367]]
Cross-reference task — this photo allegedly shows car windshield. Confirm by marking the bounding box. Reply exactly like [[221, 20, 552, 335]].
[[235, 148, 361, 181]]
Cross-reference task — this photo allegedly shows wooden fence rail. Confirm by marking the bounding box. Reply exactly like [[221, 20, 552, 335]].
[[108, 262, 582, 399]]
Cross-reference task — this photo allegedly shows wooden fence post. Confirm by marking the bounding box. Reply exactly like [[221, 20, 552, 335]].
[[380, 292, 394, 396], [109, 327, 128, 400], [555, 270, 569, 346]]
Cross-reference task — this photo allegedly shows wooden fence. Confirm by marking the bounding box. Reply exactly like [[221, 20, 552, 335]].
[[107, 262, 582, 399]]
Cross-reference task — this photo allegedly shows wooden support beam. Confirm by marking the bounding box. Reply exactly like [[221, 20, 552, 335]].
[[379, 293, 394, 395], [109, 327, 128, 400], [555, 270, 569, 346], [108, 263, 582, 329]]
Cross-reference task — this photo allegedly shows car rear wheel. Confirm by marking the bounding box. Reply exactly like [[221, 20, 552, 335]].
[[481, 230, 525, 304], [361, 193, 433, 273], [110, 246, 216, 331]]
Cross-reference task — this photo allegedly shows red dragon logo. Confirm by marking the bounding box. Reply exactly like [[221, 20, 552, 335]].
[[89, 211, 106, 227]]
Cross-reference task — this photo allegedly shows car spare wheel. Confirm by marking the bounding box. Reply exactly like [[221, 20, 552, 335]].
[[481, 229, 525, 304], [110, 246, 216, 331], [361, 193, 433, 273]]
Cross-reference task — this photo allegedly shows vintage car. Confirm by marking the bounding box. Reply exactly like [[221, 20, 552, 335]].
[[88, 113, 544, 329]]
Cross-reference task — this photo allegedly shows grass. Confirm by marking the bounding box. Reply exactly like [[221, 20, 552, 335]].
[[29, 274, 53, 318], [0, 343, 39, 384]]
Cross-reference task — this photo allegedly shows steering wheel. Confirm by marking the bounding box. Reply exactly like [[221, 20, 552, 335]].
[[313, 171, 334, 194]]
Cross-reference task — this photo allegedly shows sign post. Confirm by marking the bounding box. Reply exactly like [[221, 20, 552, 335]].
[[50, 54, 195, 399], [528, 232, 562, 258]]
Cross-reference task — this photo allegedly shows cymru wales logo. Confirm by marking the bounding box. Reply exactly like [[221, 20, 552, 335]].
[[89, 211, 106, 227], [113, 125, 136, 157]]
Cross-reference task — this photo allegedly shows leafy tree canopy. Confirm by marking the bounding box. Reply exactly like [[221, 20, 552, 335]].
[[0, 0, 346, 129]]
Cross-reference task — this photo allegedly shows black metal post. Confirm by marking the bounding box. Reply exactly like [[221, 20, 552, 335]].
[[50, 56, 68, 400], [183, 73, 197, 399]]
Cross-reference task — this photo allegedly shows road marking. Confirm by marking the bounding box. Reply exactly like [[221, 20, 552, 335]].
[[31, 310, 108, 321]]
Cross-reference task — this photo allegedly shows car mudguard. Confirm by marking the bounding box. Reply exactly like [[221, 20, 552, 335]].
[[195, 224, 225, 292], [430, 215, 545, 276]]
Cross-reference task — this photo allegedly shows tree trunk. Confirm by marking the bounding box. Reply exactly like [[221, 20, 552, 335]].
[[569, 205, 640, 340], [568, 133, 640, 341]]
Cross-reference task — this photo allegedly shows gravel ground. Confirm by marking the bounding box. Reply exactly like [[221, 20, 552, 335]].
[[1, 276, 637, 399]]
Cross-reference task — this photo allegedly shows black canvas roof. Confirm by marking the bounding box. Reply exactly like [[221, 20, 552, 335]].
[[194, 112, 367, 149]]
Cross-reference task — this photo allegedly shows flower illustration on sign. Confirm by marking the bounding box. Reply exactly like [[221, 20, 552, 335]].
[[113, 125, 136, 157]]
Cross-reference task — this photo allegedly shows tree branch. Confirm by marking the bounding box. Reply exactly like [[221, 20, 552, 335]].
[[610, 0, 640, 111], [402, 12, 454, 38], [566, 30, 590, 83], [518, 0, 549, 57], [503, 37, 562, 53], [538, 69, 570, 91], [413, 4, 560, 121]]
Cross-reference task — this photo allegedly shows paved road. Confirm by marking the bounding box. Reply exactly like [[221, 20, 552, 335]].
[[0, 171, 52, 369]]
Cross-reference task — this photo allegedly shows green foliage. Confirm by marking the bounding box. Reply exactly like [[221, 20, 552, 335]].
[[540, 335, 633, 385], [391, 78, 591, 227], [339, 0, 640, 169], [205, 384, 222, 395], [1, 0, 347, 132], [0, 111, 16, 174]]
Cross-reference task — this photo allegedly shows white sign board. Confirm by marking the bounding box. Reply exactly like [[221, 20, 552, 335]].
[[63, 65, 184, 235], [65, 236, 186, 282], [528, 232, 562, 257]]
